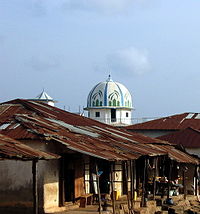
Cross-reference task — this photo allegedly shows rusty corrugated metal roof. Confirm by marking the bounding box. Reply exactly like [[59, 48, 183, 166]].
[[150, 144, 199, 164], [0, 133, 60, 160], [0, 99, 198, 163], [126, 112, 200, 131], [158, 127, 200, 149]]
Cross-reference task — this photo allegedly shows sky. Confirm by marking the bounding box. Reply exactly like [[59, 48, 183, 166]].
[[1, 0, 200, 118]]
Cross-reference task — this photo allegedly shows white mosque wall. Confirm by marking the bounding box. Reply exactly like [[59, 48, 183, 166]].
[[47, 101, 55, 106], [88, 108, 132, 125]]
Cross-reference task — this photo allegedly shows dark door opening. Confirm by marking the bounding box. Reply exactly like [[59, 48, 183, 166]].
[[111, 109, 116, 122], [60, 154, 85, 205], [64, 169, 75, 202], [98, 160, 110, 194], [60, 155, 75, 203]]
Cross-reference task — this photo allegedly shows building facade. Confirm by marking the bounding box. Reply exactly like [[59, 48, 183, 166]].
[[85, 75, 133, 126]]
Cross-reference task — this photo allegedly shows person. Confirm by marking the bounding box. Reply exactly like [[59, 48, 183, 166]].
[[171, 176, 183, 195]]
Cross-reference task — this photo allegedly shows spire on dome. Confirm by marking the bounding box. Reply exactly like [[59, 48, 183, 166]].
[[31, 90, 56, 106], [107, 74, 113, 82], [36, 90, 53, 101]]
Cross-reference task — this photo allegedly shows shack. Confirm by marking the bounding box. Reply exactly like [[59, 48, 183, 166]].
[[0, 133, 59, 214], [0, 99, 198, 214]]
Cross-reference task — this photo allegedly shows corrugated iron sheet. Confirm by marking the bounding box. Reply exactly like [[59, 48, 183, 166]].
[[126, 112, 200, 131], [0, 133, 60, 160], [0, 99, 198, 163], [150, 144, 199, 164], [158, 127, 200, 149]]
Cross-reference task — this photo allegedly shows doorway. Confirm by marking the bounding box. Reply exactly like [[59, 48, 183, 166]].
[[60, 154, 85, 204], [111, 109, 116, 122], [98, 161, 110, 193], [64, 169, 75, 202]]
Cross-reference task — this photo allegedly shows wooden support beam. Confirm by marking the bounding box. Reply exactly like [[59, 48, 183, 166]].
[[141, 158, 147, 207], [130, 160, 134, 209], [124, 161, 132, 213], [183, 167, 187, 199], [110, 162, 116, 214], [195, 165, 199, 196], [153, 157, 158, 200], [167, 160, 172, 199], [95, 163, 102, 214], [32, 159, 38, 214], [59, 157, 65, 206], [133, 160, 137, 201]]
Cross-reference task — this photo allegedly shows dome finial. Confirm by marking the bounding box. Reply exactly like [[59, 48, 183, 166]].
[[107, 74, 113, 82]]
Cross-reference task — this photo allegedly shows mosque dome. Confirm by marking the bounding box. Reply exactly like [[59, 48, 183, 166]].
[[87, 75, 133, 109]]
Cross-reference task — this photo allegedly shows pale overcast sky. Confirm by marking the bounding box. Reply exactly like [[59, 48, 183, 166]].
[[0, 0, 200, 118]]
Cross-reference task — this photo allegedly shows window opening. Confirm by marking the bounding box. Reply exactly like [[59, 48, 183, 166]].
[[95, 112, 100, 117]]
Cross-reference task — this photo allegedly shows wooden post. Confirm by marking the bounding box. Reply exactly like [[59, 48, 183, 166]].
[[59, 157, 65, 206], [32, 159, 38, 214], [183, 167, 187, 199], [95, 163, 102, 214], [110, 162, 116, 214], [124, 161, 132, 213], [153, 157, 158, 200], [167, 160, 172, 199], [130, 160, 134, 209], [141, 158, 147, 207], [133, 160, 137, 201], [195, 165, 199, 196]]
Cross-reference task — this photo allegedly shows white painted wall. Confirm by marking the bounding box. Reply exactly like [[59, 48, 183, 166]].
[[88, 108, 132, 125]]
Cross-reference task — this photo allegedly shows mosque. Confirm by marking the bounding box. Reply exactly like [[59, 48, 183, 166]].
[[84, 75, 133, 126], [34, 75, 133, 126]]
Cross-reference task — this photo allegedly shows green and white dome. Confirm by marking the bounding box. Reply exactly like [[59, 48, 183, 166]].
[[87, 75, 133, 109]]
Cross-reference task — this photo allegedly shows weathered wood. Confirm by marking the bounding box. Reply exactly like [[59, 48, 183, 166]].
[[32, 159, 38, 214], [133, 160, 137, 201], [153, 157, 158, 200], [183, 168, 187, 199], [110, 162, 116, 214], [79, 193, 93, 208], [141, 158, 147, 207], [75, 157, 85, 199], [130, 160, 134, 209], [195, 166, 199, 196], [59, 157, 65, 206], [95, 163, 102, 214], [124, 161, 132, 213], [167, 160, 172, 199]]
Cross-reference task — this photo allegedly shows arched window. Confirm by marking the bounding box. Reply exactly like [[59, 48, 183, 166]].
[[100, 101, 102, 106], [93, 101, 95, 106], [117, 101, 120, 106], [113, 99, 116, 106], [109, 101, 112, 106]]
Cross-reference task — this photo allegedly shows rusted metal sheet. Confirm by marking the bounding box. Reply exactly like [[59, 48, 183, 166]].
[[151, 144, 199, 164], [0, 99, 198, 163], [0, 133, 60, 160], [126, 112, 200, 131], [158, 127, 200, 148]]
